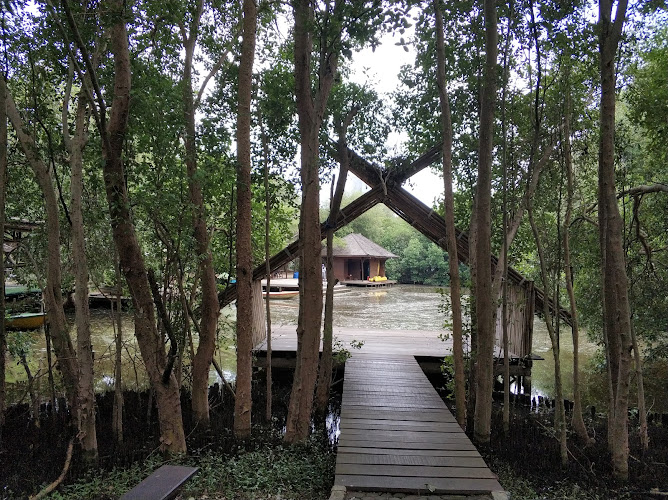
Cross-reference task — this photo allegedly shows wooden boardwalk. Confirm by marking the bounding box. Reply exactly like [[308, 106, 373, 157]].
[[335, 354, 504, 496]]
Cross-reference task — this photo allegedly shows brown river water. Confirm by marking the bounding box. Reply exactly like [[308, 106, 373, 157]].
[[6, 284, 666, 411]]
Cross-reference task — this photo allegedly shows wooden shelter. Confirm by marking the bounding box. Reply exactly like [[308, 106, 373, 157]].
[[324, 233, 397, 282], [219, 140, 571, 360]]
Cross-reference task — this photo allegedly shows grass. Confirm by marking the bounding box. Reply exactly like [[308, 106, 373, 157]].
[[48, 436, 335, 500]]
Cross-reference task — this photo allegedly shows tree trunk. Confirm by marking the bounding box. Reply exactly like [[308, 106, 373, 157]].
[[434, 0, 465, 430], [181, 2, 222, 429], [261, 114, 273, 423], [472, 0, 497, 444], [316, 110, 354, 417], [598, 0, 632, 480], [102, 1, 186, 453], [562, 82, 588, 442], [234, 0, 257, 439], [630, 321, 648, 451], [69, 91, 98, 462], [112, 252, 124, 443], [528, 205, 568, 466], [0, 75, 7, 441], [285, 0, 336, 443], [3, 79, 80, 420]]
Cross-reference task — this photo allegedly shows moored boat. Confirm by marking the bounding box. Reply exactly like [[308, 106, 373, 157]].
[[263, 290, 299, 300], [6, 312, 46, 330]]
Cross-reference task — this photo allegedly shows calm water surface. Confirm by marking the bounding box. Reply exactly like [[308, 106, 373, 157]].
[[8, 284, 665, 411]]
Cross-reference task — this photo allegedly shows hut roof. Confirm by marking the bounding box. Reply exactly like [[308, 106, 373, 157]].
[[323, 233, 398, 259]]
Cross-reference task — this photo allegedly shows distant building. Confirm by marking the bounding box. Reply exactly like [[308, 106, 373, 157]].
[[322, 233, 398, 282]]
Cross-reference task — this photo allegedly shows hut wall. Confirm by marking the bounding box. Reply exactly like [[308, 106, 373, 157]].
[[494, 281, 534, 359], [332, 258, 346, 282]]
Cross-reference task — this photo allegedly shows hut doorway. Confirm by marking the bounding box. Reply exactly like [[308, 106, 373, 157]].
[[363, 260, 370, 280]]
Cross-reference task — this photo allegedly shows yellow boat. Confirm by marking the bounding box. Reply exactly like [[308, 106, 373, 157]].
[[6, 312, 46, 330]]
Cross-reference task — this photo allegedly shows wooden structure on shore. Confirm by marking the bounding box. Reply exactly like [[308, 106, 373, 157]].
[[220, 141, 570, 363], [3, 219, 41, 268], [324, 233, 397, 282]]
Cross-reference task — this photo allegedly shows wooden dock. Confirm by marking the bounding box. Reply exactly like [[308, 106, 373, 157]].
[[336, 354, 504, 496], [341, 279, 397, 287]]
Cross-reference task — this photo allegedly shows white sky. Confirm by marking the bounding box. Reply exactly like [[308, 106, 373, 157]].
[[325, 30, 445, 208]]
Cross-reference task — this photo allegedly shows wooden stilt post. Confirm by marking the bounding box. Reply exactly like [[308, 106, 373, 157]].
[[251, 280, 266, 347]]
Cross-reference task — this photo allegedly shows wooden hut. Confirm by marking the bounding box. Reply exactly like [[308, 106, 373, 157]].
[[323, 233, 397, 282]]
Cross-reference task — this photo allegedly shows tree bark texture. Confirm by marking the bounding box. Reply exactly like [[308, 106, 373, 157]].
[[261, 115, 273, 423], [69, 91, 98, 461], [562, 83, 588, 442], [102, 1, 186, 453], [3, 79, 80, 419], [182, 0, 221, 429], [112, 253, 124, 443], [285, 0, 337, 442], [472, 0, 498, 444], [234, 0, 257, 439], [529, 206, 569, 466], [434, 0, 465, 430], [598, 0, 632, 480], [0, 76, 7, 437], [316, 111, 355, 417]]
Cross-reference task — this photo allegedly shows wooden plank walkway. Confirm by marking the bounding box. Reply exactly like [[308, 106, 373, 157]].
[[336, 354, 504, 496]]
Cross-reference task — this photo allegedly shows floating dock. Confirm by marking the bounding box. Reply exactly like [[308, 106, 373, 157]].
[[341, 279, 397, 288]]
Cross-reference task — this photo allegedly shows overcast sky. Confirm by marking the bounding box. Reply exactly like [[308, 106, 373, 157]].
[[328, 29, 445, 208]]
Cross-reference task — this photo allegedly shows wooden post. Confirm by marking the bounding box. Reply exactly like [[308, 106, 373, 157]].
[[251, 280, 266, 347]]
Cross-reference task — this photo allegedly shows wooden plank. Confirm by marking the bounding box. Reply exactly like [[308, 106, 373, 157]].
[[336, 463, 498, 479], [337, 447, 481, 457], [337, 439, 477, 451], [335, 475, 503, 495], [340, 429, 472, 442], [340, 420, 462, 431], [336, 453, 488, 468], [340, 410, 456, 422], [335, 353, 504, 496], [120, 465, 198, 500]]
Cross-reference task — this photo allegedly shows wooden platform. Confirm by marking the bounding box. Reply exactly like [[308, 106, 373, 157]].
[[335, 354, 504, 496], [257, 326, 508, 358], [341, 280, 397, 287]]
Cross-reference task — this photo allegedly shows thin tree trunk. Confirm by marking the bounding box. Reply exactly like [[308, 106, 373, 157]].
[[630, 321, 648, 451], [528, 205, 568, 465], [434, 0, 465, 430], [0, 67, 7, 441], [598, 0, 632, 480], [261, 114, 273, 423], [315, 108, 355, 417], [69, 88, 98, 462], [466, 202, 478, 434], [562, 80, 588, 442], [181, 0, 221, 428], [499, 3, 513, 435], [3, 79, 80, 421], [101, 0, 186, 453], [112, 252, 124, 443], [285, 0, 336, 443], [234, 0, 257, 439], [473, 0, 498, 444]]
